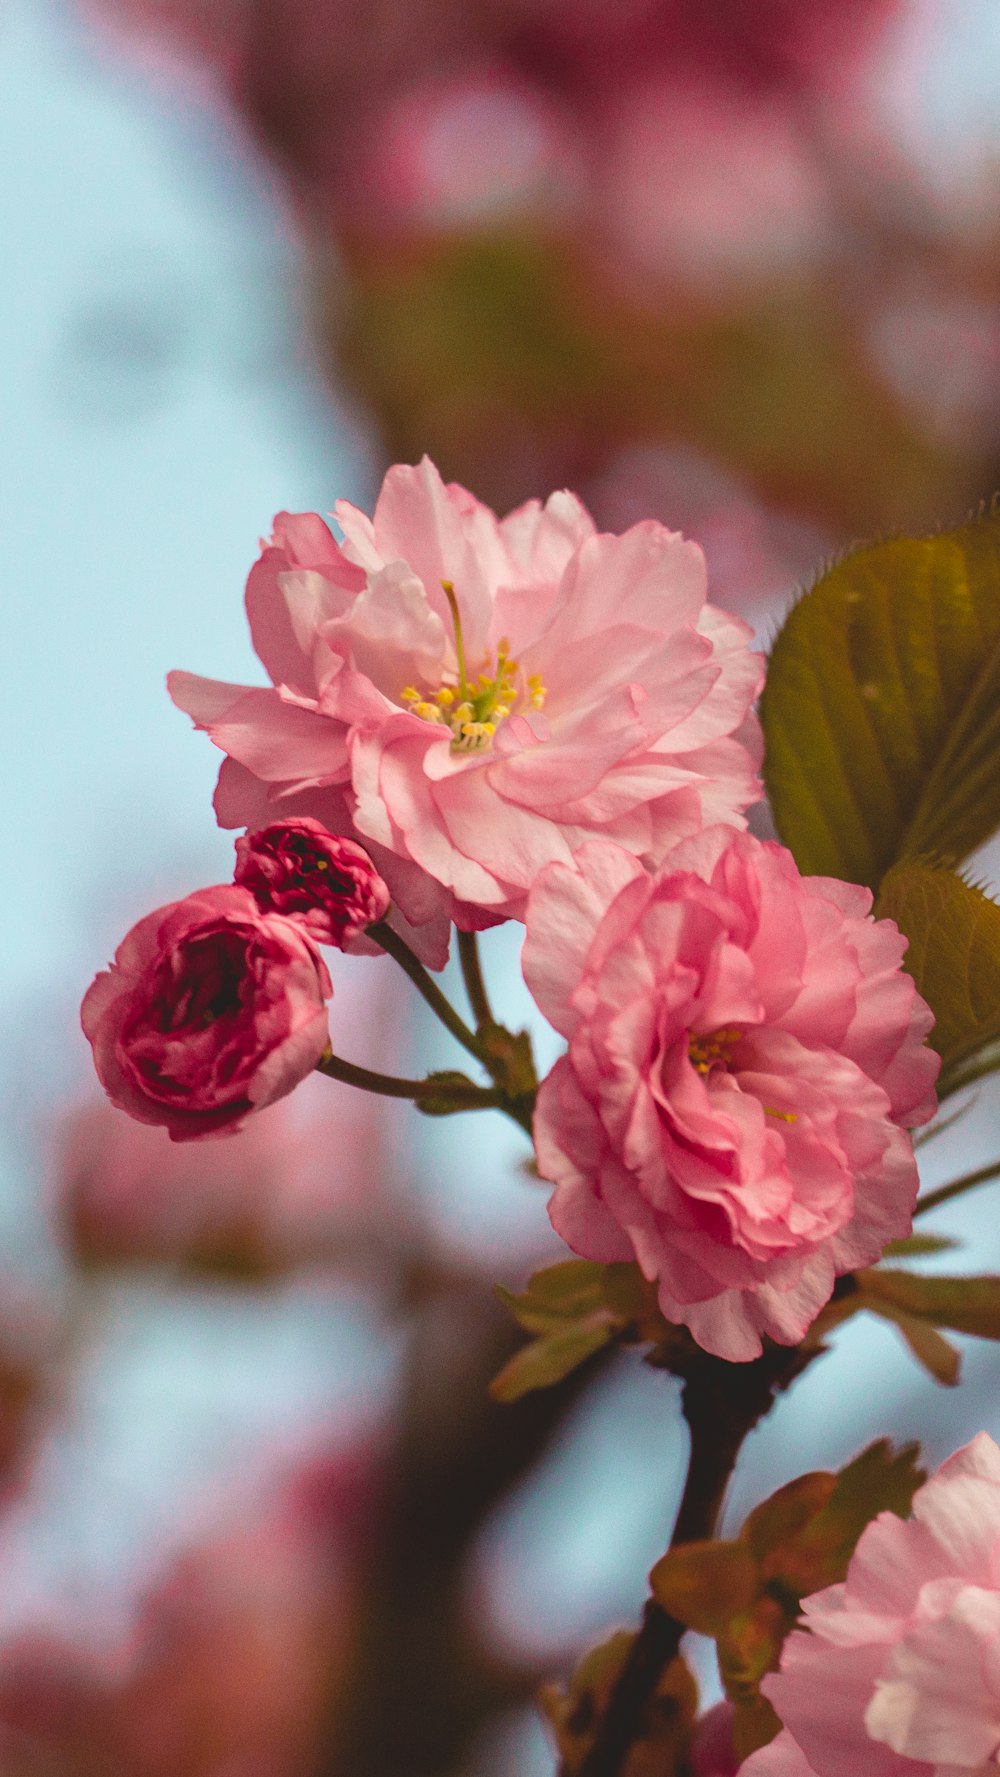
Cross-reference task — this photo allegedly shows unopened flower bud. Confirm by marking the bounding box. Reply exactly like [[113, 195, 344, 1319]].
[[234, 819, 390, 948], [81, 886, 332, 1141]]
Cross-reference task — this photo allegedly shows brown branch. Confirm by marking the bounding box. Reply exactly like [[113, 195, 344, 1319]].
[[572, 1343, 818, 1777], [457, 930, 494, 1030]]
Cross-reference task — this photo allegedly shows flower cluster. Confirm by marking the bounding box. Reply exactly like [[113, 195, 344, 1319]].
[[84, 459, 938, 1350]]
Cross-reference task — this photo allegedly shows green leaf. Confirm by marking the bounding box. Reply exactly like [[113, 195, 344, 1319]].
[[491, 1261, 677, 1402], [860, 1269, 1000, 1340], [882, 1232, 959, 1257], [650, 1540, 759, 1636], [776, 1440, 924, 1594], [489, 1320, 614, 1403], [885, 1313, 961, 1386], [761, 511, 1000, 885], [876, 864, 1000, 1075], [741, 1473, 837, 1564], [490, 1262, 615, 1401], [495, 1260, 607, 1335]]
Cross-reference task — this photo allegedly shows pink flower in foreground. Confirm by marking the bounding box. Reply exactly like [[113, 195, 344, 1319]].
[[234, 818, 390, 947], [82, 886, 332, 1141], [169, 457, 763, 963], [743, 1434, 1000, 1777], [523, 828, 938, 1360]]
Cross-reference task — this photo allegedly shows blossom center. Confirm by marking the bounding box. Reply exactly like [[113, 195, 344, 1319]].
[[688, 1026, 798, 1122], [400, 580, 546, 752], [688, 1026, 742, 1075]]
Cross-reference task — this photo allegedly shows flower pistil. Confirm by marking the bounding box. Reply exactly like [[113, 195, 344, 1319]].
[[400, 580, 546, 752]]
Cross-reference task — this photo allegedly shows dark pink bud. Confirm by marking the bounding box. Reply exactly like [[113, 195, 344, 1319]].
[[690, 1703, 740, 1777], [234, 819, 390, 948]]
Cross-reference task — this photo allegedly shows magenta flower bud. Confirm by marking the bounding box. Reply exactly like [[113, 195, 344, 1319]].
[[690, 1704, 740, 1777], [81, 885, 332, 1141], [234, 819, 390, 948]]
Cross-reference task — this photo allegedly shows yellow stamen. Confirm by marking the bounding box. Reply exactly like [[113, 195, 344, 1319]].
[[399, 584, 549, 752], [688, 1027, 742, 1075], [765, 1107, 798, 1123], [528, 672, 547, 710]]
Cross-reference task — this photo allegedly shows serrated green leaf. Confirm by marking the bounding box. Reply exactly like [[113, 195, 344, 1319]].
[[876, 864, 1000, 1075], [741, 1473, 836, 1564], [778, 1439, 924, 1593], [761, 512, 1000, 885], [488, 1321, 613, 1403], [859, 1269, 1000, 1339], [650, 1540, 759, 1636]]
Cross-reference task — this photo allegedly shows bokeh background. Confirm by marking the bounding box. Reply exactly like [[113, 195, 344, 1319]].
[[4, 0, 1000, 1771]]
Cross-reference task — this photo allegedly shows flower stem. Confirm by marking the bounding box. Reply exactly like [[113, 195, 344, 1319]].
[[457, 929, 494, 1030], [914, 1156, 1000, 1219], [316, 1049, 502, 1112], [370, 923, 483, 1063], [315, 1049, 534, 1134]]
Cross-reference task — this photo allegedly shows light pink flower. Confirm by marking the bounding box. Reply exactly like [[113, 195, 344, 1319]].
[[234, 818, 390, 947], [523, 828, 938, 1361], [169, 457, 763, 962], [82, 885, 332, 1140], [743, 1434, 1000, 1777]]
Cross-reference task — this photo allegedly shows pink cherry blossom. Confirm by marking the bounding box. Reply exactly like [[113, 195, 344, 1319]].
[[743, 1434, 1000, 1777], [234, 818, 390, 947], [169, 457, 763, 961], [82, 885, 332, 1140], [523, 827, 938, 1361]]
